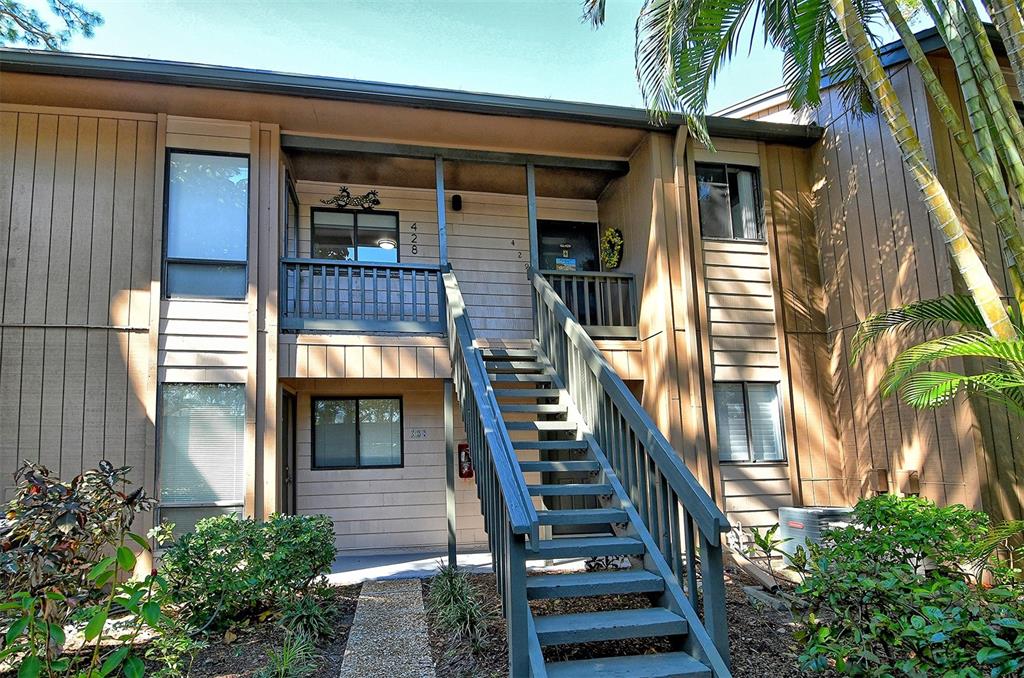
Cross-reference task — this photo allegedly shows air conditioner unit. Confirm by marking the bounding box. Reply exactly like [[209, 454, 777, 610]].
[[778, 506, 853, 556]]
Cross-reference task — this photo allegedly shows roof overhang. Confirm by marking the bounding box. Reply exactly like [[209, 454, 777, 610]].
[[0, 48, 823, 147]]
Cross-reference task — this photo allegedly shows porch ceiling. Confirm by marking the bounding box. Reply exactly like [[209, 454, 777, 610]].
[[288, 151, 619, 200]]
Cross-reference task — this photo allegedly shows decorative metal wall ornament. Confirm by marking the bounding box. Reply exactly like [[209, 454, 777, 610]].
[[320, 186, 381, 210]]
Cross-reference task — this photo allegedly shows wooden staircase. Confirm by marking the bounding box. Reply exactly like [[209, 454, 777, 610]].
[[483, 347, 715, 677], [443, 267, 731, 677]]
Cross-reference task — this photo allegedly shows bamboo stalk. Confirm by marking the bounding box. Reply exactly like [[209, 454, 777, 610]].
[[830, 0, 1017, 340]]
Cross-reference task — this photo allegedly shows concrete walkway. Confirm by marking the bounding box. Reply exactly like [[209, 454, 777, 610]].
[[338, 578, 436, 678]]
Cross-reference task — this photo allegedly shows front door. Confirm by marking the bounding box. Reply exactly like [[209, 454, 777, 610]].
[[281, 391, 297, 515], [538, 220, 599, 272]]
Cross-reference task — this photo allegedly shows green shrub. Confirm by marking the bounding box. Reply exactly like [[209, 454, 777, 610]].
[[794, 494, 1024, 676], [161, 513, 336, 630], [0, 461, 171, 677], [280, 590, 333, 641], [427, 563, 496, 652]]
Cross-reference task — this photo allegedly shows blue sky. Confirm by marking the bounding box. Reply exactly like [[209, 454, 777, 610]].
[[59, 0, 785, 113]]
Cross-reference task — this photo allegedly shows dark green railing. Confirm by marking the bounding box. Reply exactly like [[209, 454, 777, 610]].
[[530, 267, 732, 671], [442, 268, 540, 677]]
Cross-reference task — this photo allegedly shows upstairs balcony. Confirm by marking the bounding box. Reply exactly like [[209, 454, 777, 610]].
[[278, 135, 639, 340]]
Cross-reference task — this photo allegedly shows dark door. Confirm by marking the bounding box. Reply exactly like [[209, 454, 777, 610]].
[[538, 220, 599, 272], [281, 391, 297, 515]]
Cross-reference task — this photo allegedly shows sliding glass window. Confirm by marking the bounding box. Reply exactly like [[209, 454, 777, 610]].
[[311, 209, 400, 263], [164, 151, 249, 298]]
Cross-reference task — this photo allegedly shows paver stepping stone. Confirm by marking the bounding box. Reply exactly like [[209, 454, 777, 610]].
[[338, 578, 436, 678]]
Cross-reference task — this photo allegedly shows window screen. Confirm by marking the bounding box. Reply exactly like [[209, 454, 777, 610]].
[[713, 382, 785, 462], [697, 163, 763, 240], [158, 383, 246, 532], [312, 397, 402, 468], [311, 209, 399, 263], [165, 152, 249, 298]]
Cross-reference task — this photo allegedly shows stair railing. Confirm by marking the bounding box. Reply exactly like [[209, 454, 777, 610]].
[[442, 267, 541, 677], [529, 267, 732, 664]]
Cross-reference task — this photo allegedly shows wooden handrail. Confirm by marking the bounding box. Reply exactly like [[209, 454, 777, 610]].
[[530, 267, 728, 540], [442, 269, 539, 540], [280, 256, 442, 271], [538, 268, 634, 279]]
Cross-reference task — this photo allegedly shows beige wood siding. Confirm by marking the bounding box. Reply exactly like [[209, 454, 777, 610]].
[[927, 57, 1024, 522], [0, 106, 158, 503], [703, 240, 781, 382], [292, 379, 487, 553], [293, 180, 597, 341], [812, 62, 993, 512], [280, 334, 451, 379], [763, 143, 843, 508]]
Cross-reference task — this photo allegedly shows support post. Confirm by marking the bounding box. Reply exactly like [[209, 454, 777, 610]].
[[525, 162, 539, 270], [436, 155, 448, 266], [444, 379, 457, 566], [700, 534, 730, 668], [506, 530, 529, 677]]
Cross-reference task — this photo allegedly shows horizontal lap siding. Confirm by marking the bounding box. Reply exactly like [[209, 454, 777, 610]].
[[292, 379, 487, 553], [294, 180, 597, 341], [0, 108, 157, 500]]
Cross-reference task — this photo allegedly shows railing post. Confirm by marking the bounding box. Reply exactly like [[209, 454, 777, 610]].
[[700, 534, 730, 668], [506, 528, 529, 678], [436, 155, 449, 266], [445, 379, 457, 567]]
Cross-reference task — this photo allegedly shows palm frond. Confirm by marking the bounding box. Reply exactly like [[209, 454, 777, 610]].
[[898, 370, 1024, 415], [581, 0, 606, 27], [882, 331, 1024, 395], [851, 294, 988, 361]]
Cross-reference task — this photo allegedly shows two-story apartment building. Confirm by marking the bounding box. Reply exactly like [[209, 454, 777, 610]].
[[3, 35, 1020, 674]]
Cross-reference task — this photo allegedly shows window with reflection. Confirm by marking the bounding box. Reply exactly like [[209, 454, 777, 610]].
[[164, 152, 249, 298], [312, 397, 403, 469], [696, 163, 763, 240], [158, 383, 245, 534], [311, 209, 399, 263]]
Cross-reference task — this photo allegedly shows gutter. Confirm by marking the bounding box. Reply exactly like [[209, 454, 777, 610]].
[[0, 48, 823, 147]]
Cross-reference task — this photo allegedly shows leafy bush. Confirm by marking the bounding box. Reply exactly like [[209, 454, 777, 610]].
[[427, 563, 496, 652], [794, 494, 1024, 676], [280, 591, 333, 641], [0, 461, 173, 677], [161, 513, 336, 629]]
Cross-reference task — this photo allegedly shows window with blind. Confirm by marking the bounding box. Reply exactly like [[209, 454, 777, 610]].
[[164, 151, 249, 298], [696, 163, 763, 240], [713, 382, 785, 462], [312, 397, 402, 469], [158, 383, 246, 533]]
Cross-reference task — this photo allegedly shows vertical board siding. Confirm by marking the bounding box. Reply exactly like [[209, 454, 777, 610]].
[[294, 180, 598, 340], [0, 109, 157, 500], [811, 63, 989, 512], [292, 379, 487, 552], [928, 57, 1024, 520]]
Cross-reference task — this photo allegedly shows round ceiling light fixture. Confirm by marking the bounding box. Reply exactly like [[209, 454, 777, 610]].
[[377, 238, 397, 250]]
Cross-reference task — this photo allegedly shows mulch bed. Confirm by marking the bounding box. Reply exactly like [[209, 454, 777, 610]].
[[423, 569, 825, 678], [155, 583, 361, 678]]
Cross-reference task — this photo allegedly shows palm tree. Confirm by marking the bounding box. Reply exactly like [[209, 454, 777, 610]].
[[581, 0, 1018, 339]]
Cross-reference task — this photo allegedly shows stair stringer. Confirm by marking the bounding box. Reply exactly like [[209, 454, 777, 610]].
[[540, 353, 730, 677]]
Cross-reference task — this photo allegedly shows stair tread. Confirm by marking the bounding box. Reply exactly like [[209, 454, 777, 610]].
[[528, 483, 611, 496], [499, 404, 567, 413], [519, 460, 599, 472], [526, 570, 664, 599], [505, 420, 577, 431], [490, 373, 553, 382], [532, 535, 645, 558], [537, 508, 627, 525], [512, 440, 588, 450], [481, 349, 539, 358], [485, 361, 549, 373], [545, 652, 711, 678], [493, 388, 561, 398], [534, 607, 688, 645]]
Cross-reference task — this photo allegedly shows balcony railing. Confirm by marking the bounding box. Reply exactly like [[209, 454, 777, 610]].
[[541, 270, 638, 339], [280, 258, 444, 333]]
